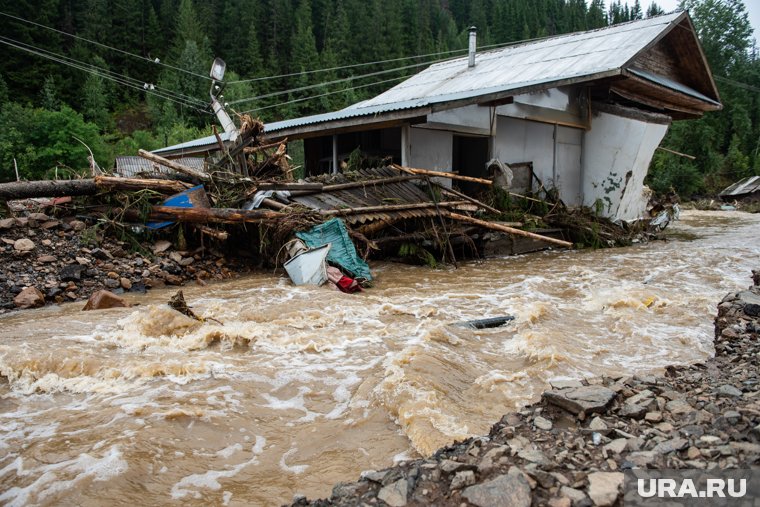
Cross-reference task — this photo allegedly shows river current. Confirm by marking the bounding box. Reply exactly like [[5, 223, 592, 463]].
[[1, 210, 758, 506]]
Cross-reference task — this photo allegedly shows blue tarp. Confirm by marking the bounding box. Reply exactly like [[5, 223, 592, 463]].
[[296, 218, 372, 281]]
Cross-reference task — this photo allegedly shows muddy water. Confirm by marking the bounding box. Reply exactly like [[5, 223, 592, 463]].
[[1, 210, 758, 506]]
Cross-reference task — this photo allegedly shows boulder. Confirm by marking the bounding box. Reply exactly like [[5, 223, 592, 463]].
[[153, 240, 172, 253], [82, 290, 131, 311], [543, 385, 616, 416], [14, 287, 45, 309], [462, 473, 531, 507], [60, 264, 85, 282]]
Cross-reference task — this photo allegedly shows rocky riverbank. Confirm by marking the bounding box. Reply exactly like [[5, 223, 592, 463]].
[[0, 212, 252, 313], [292, 270, 760, 507]]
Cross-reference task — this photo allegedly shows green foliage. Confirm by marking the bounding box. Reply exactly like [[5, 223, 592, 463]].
[[0, 103, 109, 182], [398, 242, 437, 268], [40, 76, 61, 110]]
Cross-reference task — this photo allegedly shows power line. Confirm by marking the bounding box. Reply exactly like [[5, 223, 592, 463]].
[[240, 73, 414, 115], [715, 75, 760, 94], [0, 38, 211, 113], [0, 10, 212, 81], [0, 36, 208, 109], [0, 35, 209, 108]]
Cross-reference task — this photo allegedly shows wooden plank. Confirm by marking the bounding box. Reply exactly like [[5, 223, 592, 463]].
[[448, 212, 573, 248], [392, 164, 494, 185], [321, 200, 471, 216], [138, 149, 210, 181], [150, 206, 282, 224], [436, 184, 501, 215]]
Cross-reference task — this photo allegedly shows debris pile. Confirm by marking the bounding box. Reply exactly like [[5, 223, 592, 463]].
[[292, 270, 760, 507]]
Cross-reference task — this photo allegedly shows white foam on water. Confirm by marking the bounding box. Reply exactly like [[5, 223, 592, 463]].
[[279, 448, 309, 475], [170, 438, 265, 500], [0, 445, 127, 507]]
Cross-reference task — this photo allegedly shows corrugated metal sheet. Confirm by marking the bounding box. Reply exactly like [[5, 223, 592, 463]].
[[155, 13, 691, 153], [628, 67, 721, 106], [291, 167, 440, 224], [719, 176, 760, 197], [114, 156, 206, 178]]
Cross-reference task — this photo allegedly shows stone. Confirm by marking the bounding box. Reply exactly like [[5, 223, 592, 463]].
[[716, 384, 743, 398], [517, 448, 550, 466], [543, 386, 616, 416], [153, 240, 172, 253], [60, 264, 84, 282], [14, 287, 45, 309], [699, 435, 721, 445], [550, 379, 584, 390], [724, 410, 741, 424], [451, 470, 476, 490], [603, 438, 628, 455], [28, 213, 49, 221], [729, 442, 760, 454], [169, 252, 183, 263], [687, 446, 701, 460], [179, 257, 195, 266], [377, 478, 407, 507], [619, 402, 651, 419], [588, 417, 608, 432], [440, 460, 473, 474], [13, 238, 35, 251], [463, 474, 531, 507], [534, 416, 553, 431], [37, 255, 57, 263], [70, 220, 86, 231], [665, 399, 693, 415], [588, 472, 624, 507], [40, 220, 60, 229], [104, 279, 120, 289], [90, 248, 112, 260], [626, 451, 658, 467], [107, 271, 119, 279], [626, 389, 654, 406], [559, 486, 588, 505], [644, 411, 663, 423], [82, 290, 131, 311], [0, 218, 14, 229], [360, 470, 386, 483], [120, 278, 132, 290], [548, 498, 572, 507], [652, 437, 687, 454]]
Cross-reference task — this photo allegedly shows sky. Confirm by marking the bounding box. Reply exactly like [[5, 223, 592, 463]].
[[614, 0, 760, 42]]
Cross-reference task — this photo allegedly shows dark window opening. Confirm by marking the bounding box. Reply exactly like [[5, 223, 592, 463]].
[[452, 135, 489, 196]]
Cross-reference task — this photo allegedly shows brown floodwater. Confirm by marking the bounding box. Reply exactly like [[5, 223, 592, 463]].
[[1, 210, 758, 506]]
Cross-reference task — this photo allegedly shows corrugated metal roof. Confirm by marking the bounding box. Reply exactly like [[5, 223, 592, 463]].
[[719, 176, 760, 197], [265, 12, 685, 134], [627, 67, 721, 106], [153, 134, 231, 155], [156, 12, 696, 153], [291, 167, 439, 224], [114, 156, 206, 178]]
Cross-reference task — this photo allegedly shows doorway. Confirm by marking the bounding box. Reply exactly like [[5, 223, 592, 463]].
[[452, 135, 489, 196]]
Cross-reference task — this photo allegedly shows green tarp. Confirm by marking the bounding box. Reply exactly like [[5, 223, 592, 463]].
[[296, 218, 372, 281]]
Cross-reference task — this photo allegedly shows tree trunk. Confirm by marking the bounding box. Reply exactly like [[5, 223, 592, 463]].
[[0, 179, 99, 200], [138, 149, 210, 181], [448, 212, 573, 248], [95, 176, 193, 194], [150, 206, 282, 224]]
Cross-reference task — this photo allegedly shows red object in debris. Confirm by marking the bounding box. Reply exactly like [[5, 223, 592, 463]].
[[336, 275, 362, 293]]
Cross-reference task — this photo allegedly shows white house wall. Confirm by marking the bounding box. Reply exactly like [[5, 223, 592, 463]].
[[582, 111, 669, 221], [423, 105, 492, 136], [408, 127, 453, 176]]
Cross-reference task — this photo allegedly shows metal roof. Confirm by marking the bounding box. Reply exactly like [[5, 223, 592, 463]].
[[156, 12, 705, 154], [114, 156, 206, 178], [719, 176, 760, 198]]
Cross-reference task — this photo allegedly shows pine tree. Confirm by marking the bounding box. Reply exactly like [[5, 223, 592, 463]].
[[646, 2, 665, 17], [587, 0, 608, 28], [40, 76, 61, 110]]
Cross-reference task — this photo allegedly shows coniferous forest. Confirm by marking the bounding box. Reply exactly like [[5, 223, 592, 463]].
[[0, 0, 757, 197]]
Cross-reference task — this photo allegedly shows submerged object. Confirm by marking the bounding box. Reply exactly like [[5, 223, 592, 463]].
[[146, 185, 210, 229], [455, 316, 515, 329], [284, 244, 331, 286]]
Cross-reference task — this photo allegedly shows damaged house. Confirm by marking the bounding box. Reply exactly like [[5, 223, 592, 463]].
[[156, 11, 721, 223]]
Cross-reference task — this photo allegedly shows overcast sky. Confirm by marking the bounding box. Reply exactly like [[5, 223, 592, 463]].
[[611, 0, 759, 43]]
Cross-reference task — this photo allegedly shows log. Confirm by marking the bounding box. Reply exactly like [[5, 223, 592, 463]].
[[257, 182, 323, 191], [94, 176, 193, 194], [138, 149, 210, 181], [437, 184, 502, 215], [392, 164, 493, 185], [0, 179, 98, 200], [243, 139, 289, 154], [150, 206, 282, 224], [448, 212, 573, 248], [321, 200, 471, 216], [193, 224, 229, 241]]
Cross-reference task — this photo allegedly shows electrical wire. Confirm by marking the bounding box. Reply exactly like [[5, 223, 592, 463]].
[[0, 35, 209, 110], [0, 38, 211, 113], [239, 73, 414, 114], [715, 75, 760, 94], [0, 10, 213, 81], [0, 35, 210, 108]]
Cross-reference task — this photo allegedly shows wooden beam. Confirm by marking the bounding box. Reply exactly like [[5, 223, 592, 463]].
[[150, 206, 282, 224], [392, 164, 493, 185], [437, 184, 502, 215], [321, 200, 471, 216], [657, 146, 696, 160], [448, 212, 572, 248], [138, 149, 210, 181], [0, 179, 98, 200], [95, 176, 193, 194]]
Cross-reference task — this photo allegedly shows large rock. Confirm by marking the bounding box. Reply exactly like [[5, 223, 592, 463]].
[[543, 385, 617, 416], [82, 290, 131, 311], [587, 472, 624, 507], [13, 238, 35, 252], [462, 473, 531, 507], [60, 264, 85, 282], [14, 287, 45, 309], [377, 478, 407, 507]]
